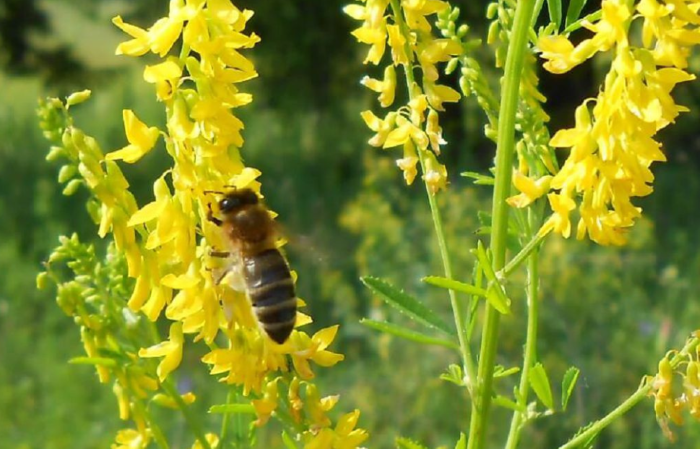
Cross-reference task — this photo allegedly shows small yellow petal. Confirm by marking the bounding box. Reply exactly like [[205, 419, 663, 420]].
[[143, 60, 182, 83]]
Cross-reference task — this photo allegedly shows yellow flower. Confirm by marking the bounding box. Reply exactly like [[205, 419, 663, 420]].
[[383, 115, 428, 149], [507, 171, 552, 208], [288, 326, 345, 380], [345, 0, 390, 64], [191, 434, 219, 449], [303, 410, 369, 449], [111, 2, 358, 439], [112, 428, 149, 449], [138, 322, 184, 381], [539, 193, 576, 238], [361, 110, 397, 147], [424, 80, 461, 111], [417, 38, 462, 82], [396, 140, 419, 185], [423, 150, 447, 194], [537, 0, 700, 244], [143, 59, 183, 101], [106, 110, 160, 163], [303, 383, 338, 428], [401, 0, 449, 32], [360, 65, 397, 107], [251, 377, 280, 426], [386, 24, 409, 65], [425, 108, 445, 154]]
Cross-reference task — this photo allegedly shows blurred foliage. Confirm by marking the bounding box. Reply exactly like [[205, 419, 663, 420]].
[[3, 0, 700, 448]]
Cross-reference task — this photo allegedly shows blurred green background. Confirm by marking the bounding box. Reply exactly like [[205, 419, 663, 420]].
[[2, 0, 700, 448]]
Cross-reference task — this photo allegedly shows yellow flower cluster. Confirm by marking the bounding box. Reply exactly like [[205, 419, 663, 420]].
[[98, 0, 365, 445], [649, 339, 700, 441], [520, 0, 698, 245], [345, 0, 461, 193]]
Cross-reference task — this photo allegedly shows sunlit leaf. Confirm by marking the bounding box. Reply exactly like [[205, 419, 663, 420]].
[[529, 363, 554, 410], [440, 364, 464, 386], [494, 365, 521, 378], [208, 404, 256, 414], [548, 0, 562, 29], [561, 366, 580, 410], [68, 356, 117, 367], [360, 319, 459, 350], [361, 276, 454, 335], [461, 171, 494, 185], [455, 433, 467, 449], [422, 276, 487, 297], [493, 394, 525, 412]]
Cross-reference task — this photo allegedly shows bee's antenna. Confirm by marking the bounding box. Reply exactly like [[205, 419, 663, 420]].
[[204, 190, 224, 195]]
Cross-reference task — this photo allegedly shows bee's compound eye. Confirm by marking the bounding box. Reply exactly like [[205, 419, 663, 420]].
[[219, 197, 240, 212]]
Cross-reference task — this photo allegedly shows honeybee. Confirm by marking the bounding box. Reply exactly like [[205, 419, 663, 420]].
[[207, 188, 296, 344]]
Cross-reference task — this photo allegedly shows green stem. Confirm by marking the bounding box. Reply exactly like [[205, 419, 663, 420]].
[[504, 229, 540, 449], [219, 387, 235, 446], [162, 378, 212, 449], [501, 231, 547, 277], [467, 0, 536, 448], [558, 387, 650, 449], [131, 396, 170, 449], [559, 337, 700, 448], [388, 0, 476, 397]]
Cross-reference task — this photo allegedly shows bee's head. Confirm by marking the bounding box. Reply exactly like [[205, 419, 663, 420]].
[[218, 188, 259, 215]]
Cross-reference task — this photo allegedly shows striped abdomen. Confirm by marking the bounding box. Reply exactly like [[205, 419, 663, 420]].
[[242, 248, 297, 343]]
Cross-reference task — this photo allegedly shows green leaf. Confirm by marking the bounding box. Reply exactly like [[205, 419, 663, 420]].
[[360, 319, 459, 350], [396, 437, 429, 449], [547, 0, 562, 29], [461, 171, 494, 185], [440, 364, 464, 386], [361, 276, 454, 335], [68, 356, 117, 367], [565, 0, 588, 29], [455, 433, 467, 449], [208, 404, 256, 414], [529, 363, 554, 410], [422, 276, 487, 297], [493, 394, 525, 412], [561, 366, 580, 410], [494, 365, 521, 378], [486, 286, 511, 314]]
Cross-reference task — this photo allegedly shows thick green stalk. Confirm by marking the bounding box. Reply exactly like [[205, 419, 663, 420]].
[[504, 236, 540, 449], [467, 0, 537, 448], [388, 0, 476, 396]]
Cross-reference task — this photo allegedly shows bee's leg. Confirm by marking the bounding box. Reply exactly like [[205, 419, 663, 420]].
[[210, 250, 231, 258], [207, 203, 223, 227], [215, 267, 230, 285]]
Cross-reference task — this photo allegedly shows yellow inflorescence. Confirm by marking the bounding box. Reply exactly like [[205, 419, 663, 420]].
[[518, 0, 699, 245], [649, 337, 700, 441], [99, 0, 367, 446], [346, 0, 461, 193]]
